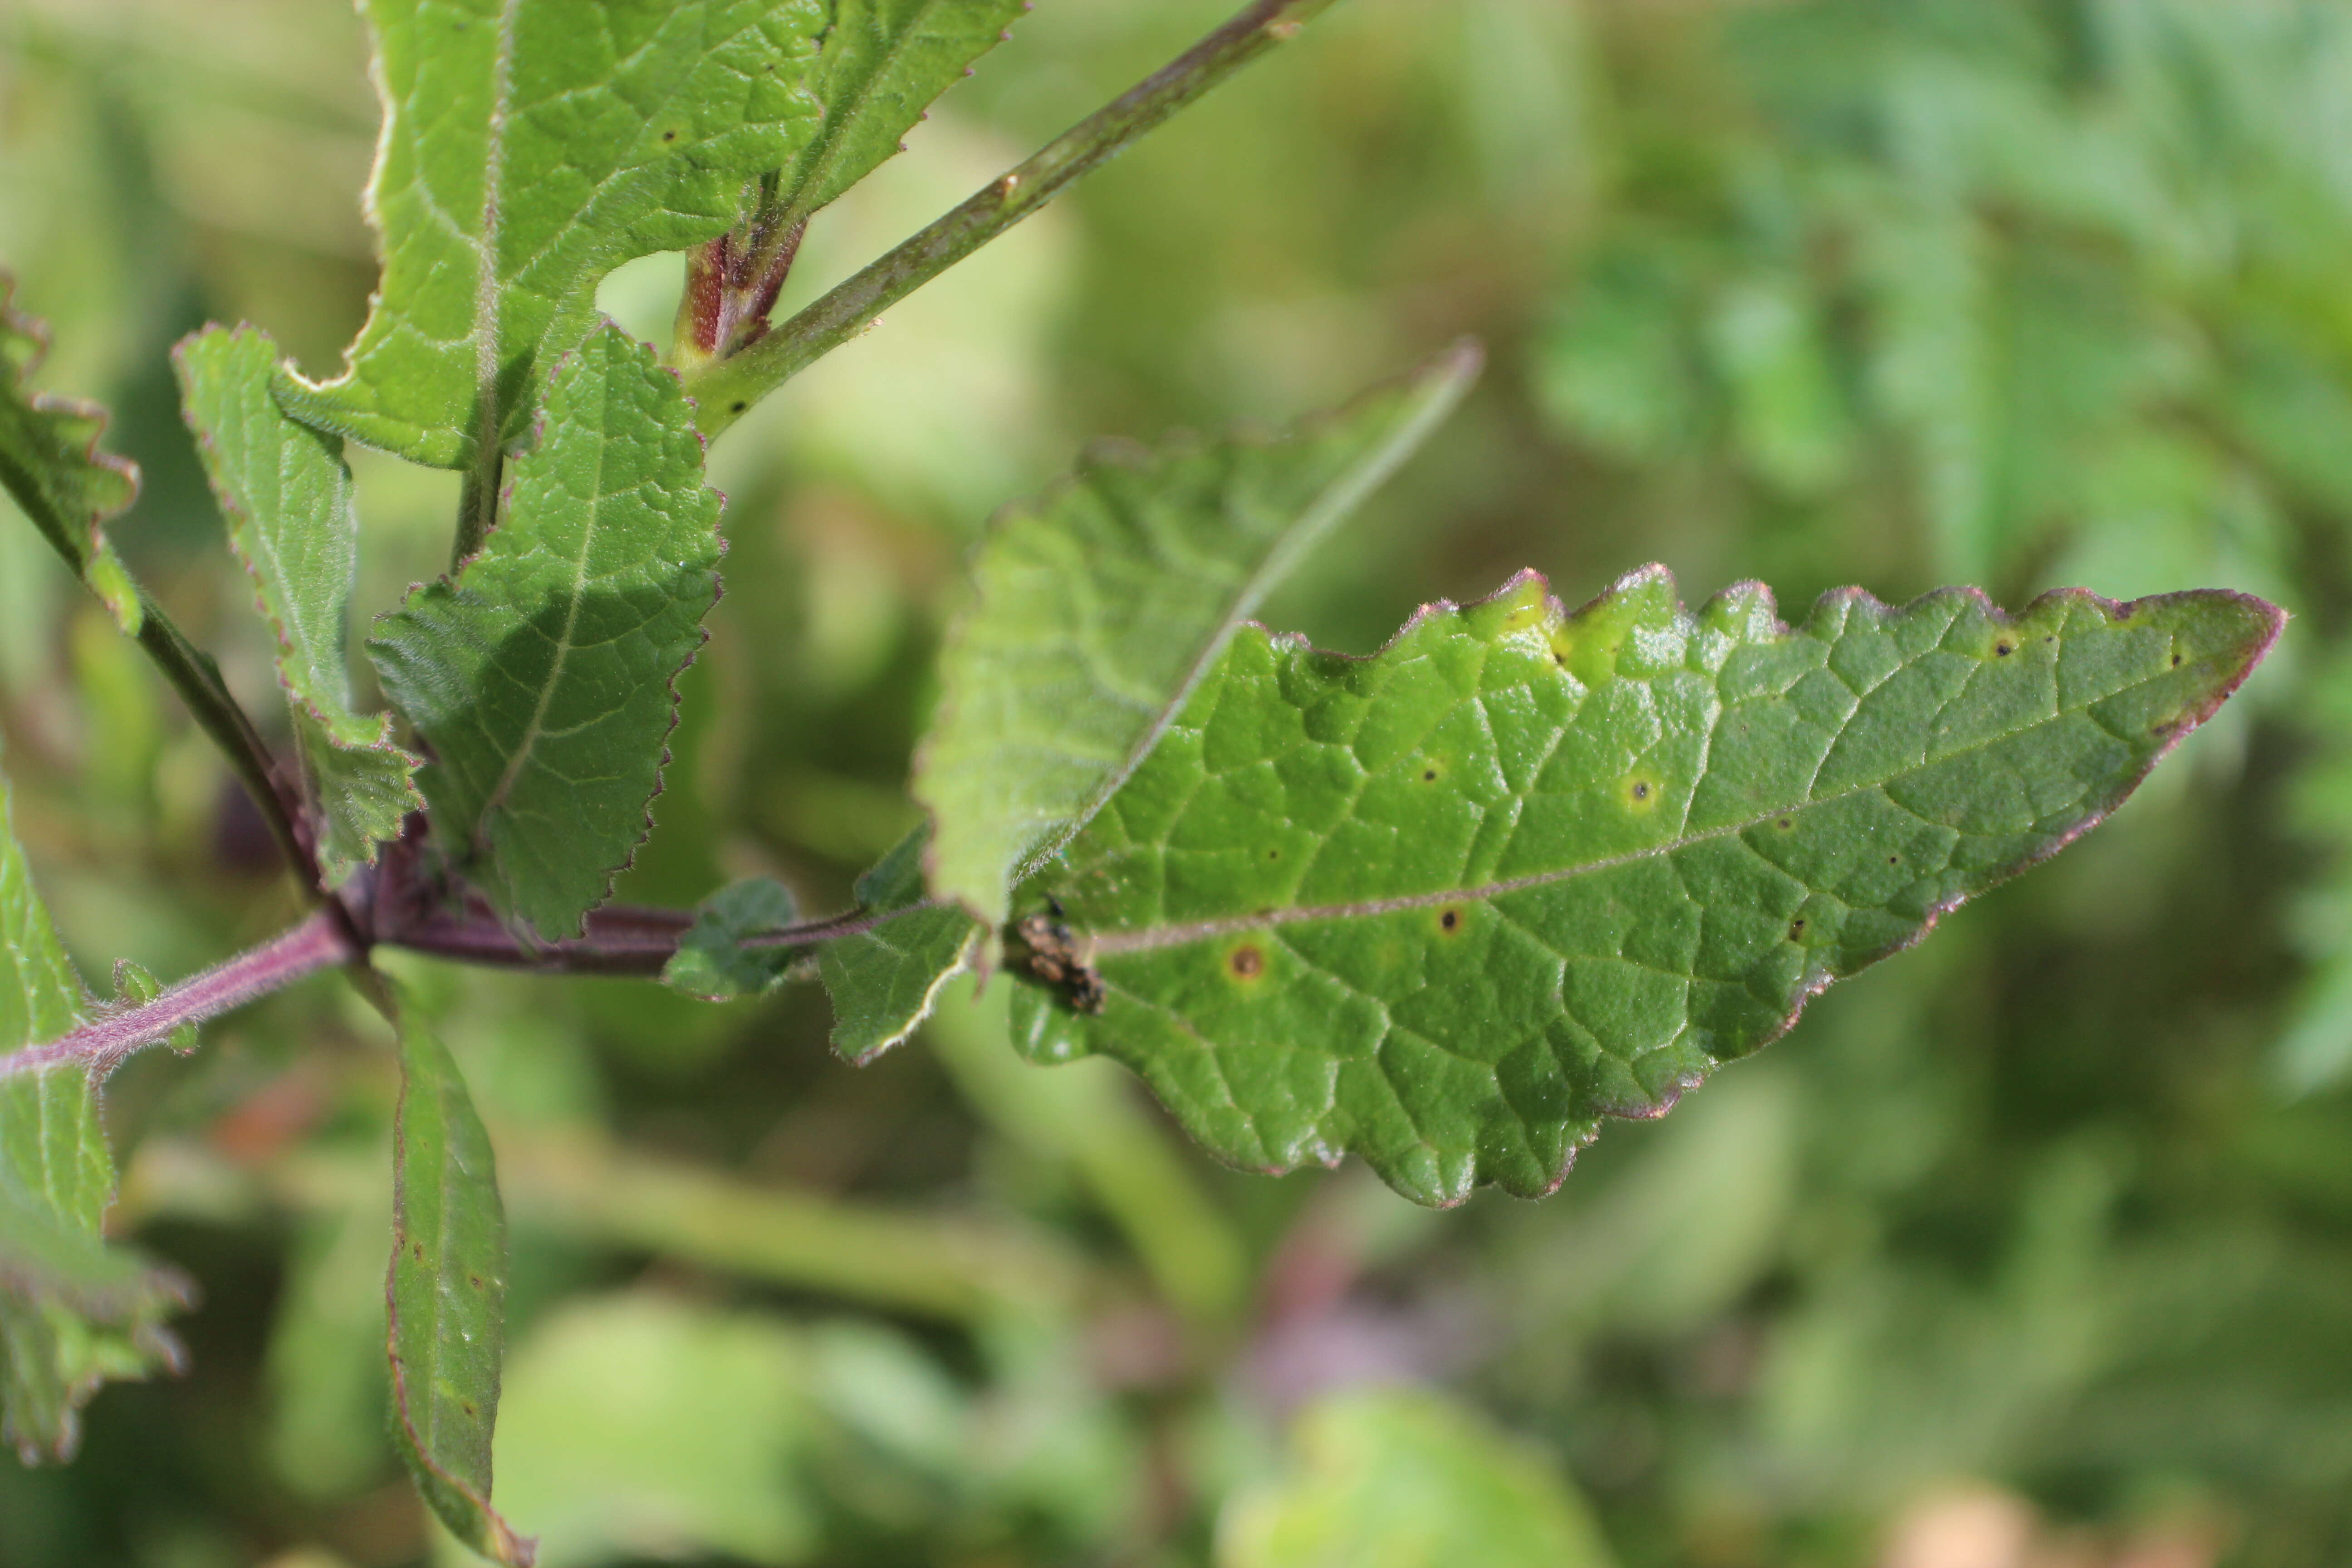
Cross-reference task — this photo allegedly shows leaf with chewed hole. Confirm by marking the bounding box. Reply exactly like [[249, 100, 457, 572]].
[[0, 276, 142, 632], [1008, 568, 2282, 1207], [917, 344, 1480, 927], [274, 0, 824, 471], [0, 771, 191, 1464], [176, 325, 421, 887], [369, 326, 723, 943], [385, 981, 534, 1565]]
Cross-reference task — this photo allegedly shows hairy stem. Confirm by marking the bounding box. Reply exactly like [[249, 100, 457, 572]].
[[0, 908, 357, 1081], [682, 0, 1345, 437]]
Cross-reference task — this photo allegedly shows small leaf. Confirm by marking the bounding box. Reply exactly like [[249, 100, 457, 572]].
[[370, 325, 723, 942], [780, 0, 1032, 223], [1011, 568, 2282, 1206], [175, 325, 421, 887], [0, 275, 142, 632], [1219, 1388, 1616, 1568], [662, 878, 801, 1001], [818, 827, 982, 1065], [0, 770, 190, 1463], [385, 982, 534, 1565], [917, 345, 1481, 926], [276, 0, 825, 470]]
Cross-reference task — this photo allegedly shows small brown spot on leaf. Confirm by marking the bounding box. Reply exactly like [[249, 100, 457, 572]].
[[469, 1274, 483, 1290], [1267, 848, 1280, 861], [2171, 653, 2183, 666], [1994, 641, 2013, 657], [662, 129, 677, 142], [1777, 816, 1794, 830], [1423, 769, 1437, 782], [1789, 917, 1807, 938], [1632, 780, 1650, 799], [1230, 944, 1264, 979], [1438, 906, 1465, 934], [412, 1241, 425, 1263]]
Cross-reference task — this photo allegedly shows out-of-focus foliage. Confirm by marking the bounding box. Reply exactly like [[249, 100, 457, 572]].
[[0, 1, 2346, 1566]]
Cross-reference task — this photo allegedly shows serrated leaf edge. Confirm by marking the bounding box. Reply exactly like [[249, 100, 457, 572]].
[[0, 274, 144, 632], [1026, 564, 2285, 1203], [916, 340, 1483, 921], [170, 323, 424, 865]]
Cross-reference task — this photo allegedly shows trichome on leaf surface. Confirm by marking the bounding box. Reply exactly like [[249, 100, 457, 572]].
[[0, 0, 2284, 1557]]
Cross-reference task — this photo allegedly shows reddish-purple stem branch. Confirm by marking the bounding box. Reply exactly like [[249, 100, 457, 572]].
[[378, 898, 932, 976], [0, 909, 357, 1081]]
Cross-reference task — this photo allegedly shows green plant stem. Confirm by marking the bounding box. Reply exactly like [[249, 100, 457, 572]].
[[132, 597, 317, 892], [681, 0, 1346, 436]]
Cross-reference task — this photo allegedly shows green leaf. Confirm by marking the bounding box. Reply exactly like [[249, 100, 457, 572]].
[[818, 827, 982, 1065], [370, 325, 723, 942], [917, 345, 1481, 926], [0, 771, 190, 1463], [175, 325, 421, 887], [779, 0, 1032, 224], [662, 878, 801, 1001], [0, 275, 142, 632], [386, 983, 534, 1565], [275, 0, 825, 470], [1010, 569, 2282, 1206], [1219, 1388, 1616, 1568]]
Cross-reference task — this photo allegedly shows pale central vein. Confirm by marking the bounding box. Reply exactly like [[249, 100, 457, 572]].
[[1085, 663, 2145, 958], [1014, 376, 1467, 886], [470, 0, 521, 472]]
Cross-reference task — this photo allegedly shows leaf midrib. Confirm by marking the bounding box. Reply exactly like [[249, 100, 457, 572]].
[[788, 0, 959, 225], [1085, 639, 2167, 958], [1011, 371, 1473, 886]]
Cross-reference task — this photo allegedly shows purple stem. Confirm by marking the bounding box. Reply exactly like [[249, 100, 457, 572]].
[[379, 899, 934, 976], [0, 909, 357, 1081]]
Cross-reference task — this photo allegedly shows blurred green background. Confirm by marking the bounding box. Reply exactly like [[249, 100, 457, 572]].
[[3, 0, 2351, 1564]]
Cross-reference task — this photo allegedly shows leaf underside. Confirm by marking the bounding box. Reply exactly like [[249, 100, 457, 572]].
[[386, 984, 534, 1565], [175, 326, 421, 887], [1009, 567, 2282, 1207], [780, 0, 1033, 224], [369, 325, 723, 943], [818, 827, 983, 1064], [0, 773, 189, 1463], [916, 343, 1482, 927], [276, 0, 825, 469], [0, 275, 142, 631]]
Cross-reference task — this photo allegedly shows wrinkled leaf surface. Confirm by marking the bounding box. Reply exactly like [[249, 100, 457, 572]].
[[277, 0, 824, 468], [176, 325, 421, 885], [1012, 568, 2281, 1205], [918, 345, 1480, 925], [370, 326, 722, 941]]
